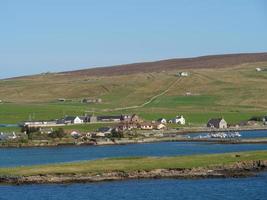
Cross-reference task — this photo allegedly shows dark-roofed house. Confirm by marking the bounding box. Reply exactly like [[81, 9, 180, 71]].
[[157, 118, 167, 124], [263, 116, 267, 125], [63, 116, 83, 124], [207, 118, 227, 129], [97, 127, 112, 134], [79, 115, 97, 123]]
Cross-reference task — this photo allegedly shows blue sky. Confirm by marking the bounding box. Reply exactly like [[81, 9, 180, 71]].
[[0, 0, 267, 78]]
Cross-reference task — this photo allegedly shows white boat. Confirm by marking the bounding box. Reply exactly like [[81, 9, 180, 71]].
[[208, 132, 241, 139]]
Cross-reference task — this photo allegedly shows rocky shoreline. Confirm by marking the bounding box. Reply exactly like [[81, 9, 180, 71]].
[[1, 160, 266, 185], [1, 126, 267, 148], [1, 136, 267, 149]]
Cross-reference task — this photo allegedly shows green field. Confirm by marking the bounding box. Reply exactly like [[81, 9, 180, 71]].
[[0, 151, 266, 176], [63, 123, 116, 132], [0, 126, 21, 133], [0, 102, 264, 126], [0, 61, 267, 126]]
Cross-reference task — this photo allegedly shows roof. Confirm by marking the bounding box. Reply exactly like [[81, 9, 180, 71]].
[[97, 115, 121, 120], [98, 127, 112, 132], [64, 116, 79, 121], [79, 116, 89, 120], [175, 115, 184, 119], [140, 122, 153, 126]]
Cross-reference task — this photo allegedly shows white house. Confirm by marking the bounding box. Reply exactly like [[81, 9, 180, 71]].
[[177, 72, 189, 77], [21, 120, 58, 127], [64, 116, 83, 124], [256, 68, 262, 72], [169, 115, 186, 125]]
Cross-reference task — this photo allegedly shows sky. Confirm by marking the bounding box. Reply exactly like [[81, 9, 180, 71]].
[[0, 0, 267, 79]]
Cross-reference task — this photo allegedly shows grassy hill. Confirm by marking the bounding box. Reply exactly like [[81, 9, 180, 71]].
[[0, 53, 267, 124]]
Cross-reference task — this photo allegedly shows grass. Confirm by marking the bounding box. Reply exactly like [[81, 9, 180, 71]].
[[146, 95, 217, 108], [0, 151, 266, 176], [1, 62, 267, 125], [0, 126, 21, 132], [63, 123, 117, 132], [0, 103, 88, 124], [0, 103, 265, 129]]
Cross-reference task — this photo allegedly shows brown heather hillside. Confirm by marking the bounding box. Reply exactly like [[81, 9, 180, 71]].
[[59, 52, 267, 76]]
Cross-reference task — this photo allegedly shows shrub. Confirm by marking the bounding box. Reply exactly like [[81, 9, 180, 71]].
[[49, 128, 66, 138]]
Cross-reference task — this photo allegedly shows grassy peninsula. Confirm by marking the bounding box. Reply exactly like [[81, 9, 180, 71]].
[[0, 151, 267, 184]]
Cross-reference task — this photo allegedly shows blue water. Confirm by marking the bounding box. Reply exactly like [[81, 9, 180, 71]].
[[1, 172, 267, 200], [0, 141, 267, 167], [0, 130, 267, 199], [0, 124, 18, 128], [187, 129, 267, 139]]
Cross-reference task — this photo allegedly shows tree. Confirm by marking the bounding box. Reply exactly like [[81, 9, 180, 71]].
[[49, 128, 66, 138], [21, 126, 39, 140], [111, 129, 124, 138]]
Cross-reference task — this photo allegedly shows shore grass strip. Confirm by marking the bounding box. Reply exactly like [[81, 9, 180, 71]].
[[0, 151, 267, 177]]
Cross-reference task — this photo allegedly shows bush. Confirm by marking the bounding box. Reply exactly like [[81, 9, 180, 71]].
[[18, 138, 28, 143], [111, 129, 124, 138], [49, 128, 66, 138], [250, 116, 264, 122]]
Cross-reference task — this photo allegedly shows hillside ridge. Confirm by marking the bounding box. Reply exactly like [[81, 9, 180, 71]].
[[58, 52, 267, 77]]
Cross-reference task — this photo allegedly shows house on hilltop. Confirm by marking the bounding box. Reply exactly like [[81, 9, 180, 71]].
[[176, 72, 189, 77], [207, 118, 227, 129]]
